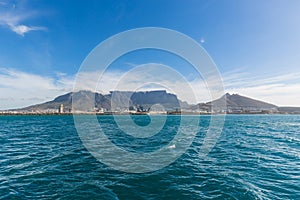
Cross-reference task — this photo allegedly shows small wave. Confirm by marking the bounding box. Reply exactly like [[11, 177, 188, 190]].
[[167, 144, 176, 149]]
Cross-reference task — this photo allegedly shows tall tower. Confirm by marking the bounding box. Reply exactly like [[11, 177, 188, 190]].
[[59, 104, 64, 113]]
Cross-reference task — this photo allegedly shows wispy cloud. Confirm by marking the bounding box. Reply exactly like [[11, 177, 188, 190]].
[[73, 64, 215, 104], [9, 24, 46, 36], [0, 1, 46, 36], [0, 68, 73, 109], [1, 66, 300, 109], [223, 70, 300, 106], [78, 66, 300, 107], [0, 65, 215, 109]]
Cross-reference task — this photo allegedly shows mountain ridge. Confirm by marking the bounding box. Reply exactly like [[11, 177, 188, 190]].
[[5, 90, 300, 114]]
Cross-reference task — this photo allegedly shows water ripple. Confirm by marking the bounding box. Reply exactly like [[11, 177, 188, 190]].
[[0, 115, 299, 199]]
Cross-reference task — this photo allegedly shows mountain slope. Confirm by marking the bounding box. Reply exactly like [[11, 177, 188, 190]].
[[194, 93, 278, 112], [213, 93, 277, 109], [17, 90, 182, 112]]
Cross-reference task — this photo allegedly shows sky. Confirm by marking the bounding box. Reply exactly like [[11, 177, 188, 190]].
[[0, 0, 300, 109]]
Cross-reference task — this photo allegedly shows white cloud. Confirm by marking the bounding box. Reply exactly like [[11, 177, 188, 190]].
[[223, 70, 300, 106], [0, 1, 46, 36], [9, 24, 46, 36], [0, 65, 217, 109], [0, 68, 73, 109], [1, 66, 300, 110], [73, 63, 223, 104]]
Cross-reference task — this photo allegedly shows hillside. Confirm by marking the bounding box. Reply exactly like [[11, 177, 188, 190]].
[[194, 93, 278, 113], [17, 90, 182, 112], [213, 93, 277, 109]]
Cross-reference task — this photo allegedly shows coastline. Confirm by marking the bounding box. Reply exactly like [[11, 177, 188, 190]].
[[1, 112, 299, 116]]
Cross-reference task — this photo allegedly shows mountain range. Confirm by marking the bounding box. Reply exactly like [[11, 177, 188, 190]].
[[17, 90, 184, 112], [9, 90, 300, 114]]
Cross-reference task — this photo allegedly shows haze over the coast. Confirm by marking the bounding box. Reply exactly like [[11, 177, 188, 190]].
[[0, 0, 300, 109]]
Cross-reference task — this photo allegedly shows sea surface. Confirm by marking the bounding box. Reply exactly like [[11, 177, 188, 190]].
[[0, 115, 299, 199]]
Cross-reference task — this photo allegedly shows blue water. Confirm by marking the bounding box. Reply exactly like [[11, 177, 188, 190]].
[[0, 115, 299, 199]]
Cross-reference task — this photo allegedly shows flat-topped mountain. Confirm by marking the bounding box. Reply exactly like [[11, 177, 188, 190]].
[[17, 90, 183, 112], [110, 90, 188, 111]]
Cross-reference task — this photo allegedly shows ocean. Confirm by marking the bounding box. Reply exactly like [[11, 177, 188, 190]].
[[0, 115, 299, 199]]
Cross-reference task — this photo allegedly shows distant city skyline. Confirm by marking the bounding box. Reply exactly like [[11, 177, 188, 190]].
[[0, 0, 300, 109]]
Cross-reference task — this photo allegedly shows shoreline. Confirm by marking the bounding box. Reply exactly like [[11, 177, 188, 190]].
[[0, 112, 299, 116]]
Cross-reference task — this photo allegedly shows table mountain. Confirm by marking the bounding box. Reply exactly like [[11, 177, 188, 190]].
[[18, 90, 184, 112]]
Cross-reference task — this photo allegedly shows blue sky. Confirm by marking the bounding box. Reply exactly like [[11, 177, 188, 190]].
[[0, 0, 300, 109]]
